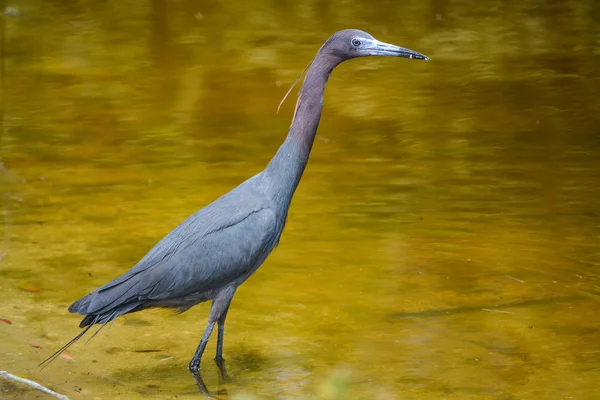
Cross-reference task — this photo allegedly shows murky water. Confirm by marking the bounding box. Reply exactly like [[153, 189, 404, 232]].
[[1, 0, 599, 399]]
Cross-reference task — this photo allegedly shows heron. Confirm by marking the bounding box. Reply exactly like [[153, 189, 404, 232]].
[[40, 29, 428, 388]]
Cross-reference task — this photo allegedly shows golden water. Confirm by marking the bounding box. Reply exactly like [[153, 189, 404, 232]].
[[1, 0, 599, 399]]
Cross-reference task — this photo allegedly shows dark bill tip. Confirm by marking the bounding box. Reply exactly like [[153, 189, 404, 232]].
[[369, 40, 430, 61], [408, 53, 430, 61], [392, 47, 430, 61]]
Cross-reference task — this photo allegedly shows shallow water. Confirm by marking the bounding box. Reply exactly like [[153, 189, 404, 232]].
[[1, 0, 599, 399]]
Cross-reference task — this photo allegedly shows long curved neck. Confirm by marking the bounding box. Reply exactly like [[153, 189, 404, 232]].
[[264, 51, 342, 211]]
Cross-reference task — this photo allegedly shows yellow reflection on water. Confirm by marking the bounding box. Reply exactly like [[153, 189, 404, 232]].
[[1, 0, 599, 399]]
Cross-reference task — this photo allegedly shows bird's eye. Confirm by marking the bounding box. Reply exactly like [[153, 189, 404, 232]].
[[351, 39, 361, 47]]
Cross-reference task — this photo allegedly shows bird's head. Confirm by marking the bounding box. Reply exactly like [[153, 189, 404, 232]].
[[320, 29, 429, 62], [276, 29, 429, 115]]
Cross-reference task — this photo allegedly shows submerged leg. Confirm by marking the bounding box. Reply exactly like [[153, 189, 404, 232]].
[[210, 287, 235, 379], [189, 320, 216, 373], [189, 287, 236, 374], [189, 321, 216, 397], [215, 303, 230, 371]]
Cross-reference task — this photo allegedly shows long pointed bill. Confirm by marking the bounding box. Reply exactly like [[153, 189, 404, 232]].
[[364, 40, 430, 60]]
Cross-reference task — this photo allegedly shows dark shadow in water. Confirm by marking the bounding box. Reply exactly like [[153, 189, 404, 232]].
[[191, 361, 230, 399], [227, 346, 268, 372], [191, 371, 212, 397], [388, 295, 586, 320], [188, 347, 270, 397]]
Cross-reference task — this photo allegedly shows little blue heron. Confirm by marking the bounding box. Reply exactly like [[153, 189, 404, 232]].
[[41, 29, 428, 386]]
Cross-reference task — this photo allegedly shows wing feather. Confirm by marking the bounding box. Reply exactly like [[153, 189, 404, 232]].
[[70, 176, 280, 316]]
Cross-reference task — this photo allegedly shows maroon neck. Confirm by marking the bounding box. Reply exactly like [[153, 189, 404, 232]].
[[288, 52, 342, 151], [264, 51, 343, 211]]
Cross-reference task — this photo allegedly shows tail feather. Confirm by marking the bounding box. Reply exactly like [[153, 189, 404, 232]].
[[69, 277, 145, 317], [42, 262, 157, 369], [78, 300, 144, 328], [68, 294, 91, 314], [79, 313, 97, 328], [84, 310, 118, 344]]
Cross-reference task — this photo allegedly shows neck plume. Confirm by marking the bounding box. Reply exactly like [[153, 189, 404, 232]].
[[264, 51, 342, 211]]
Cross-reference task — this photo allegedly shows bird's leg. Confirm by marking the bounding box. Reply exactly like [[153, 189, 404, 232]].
[[188, 287, 235, 393], [215, 304, 231, 380], [189, 321, 216, 396], [209, 287, 235, 380], [189, 320, 216, 373]]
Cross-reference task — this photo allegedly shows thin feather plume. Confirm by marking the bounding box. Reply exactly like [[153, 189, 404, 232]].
[[85, 310, 118, 344], [38, 315, 100, 370], [277, 59, 314, 114]]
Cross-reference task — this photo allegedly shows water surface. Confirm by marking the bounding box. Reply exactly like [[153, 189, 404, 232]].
[[1, 0, 599, 399]]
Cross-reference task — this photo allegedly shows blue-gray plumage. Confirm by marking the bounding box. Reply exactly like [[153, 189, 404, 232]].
[[40, 29, 429, 387]]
